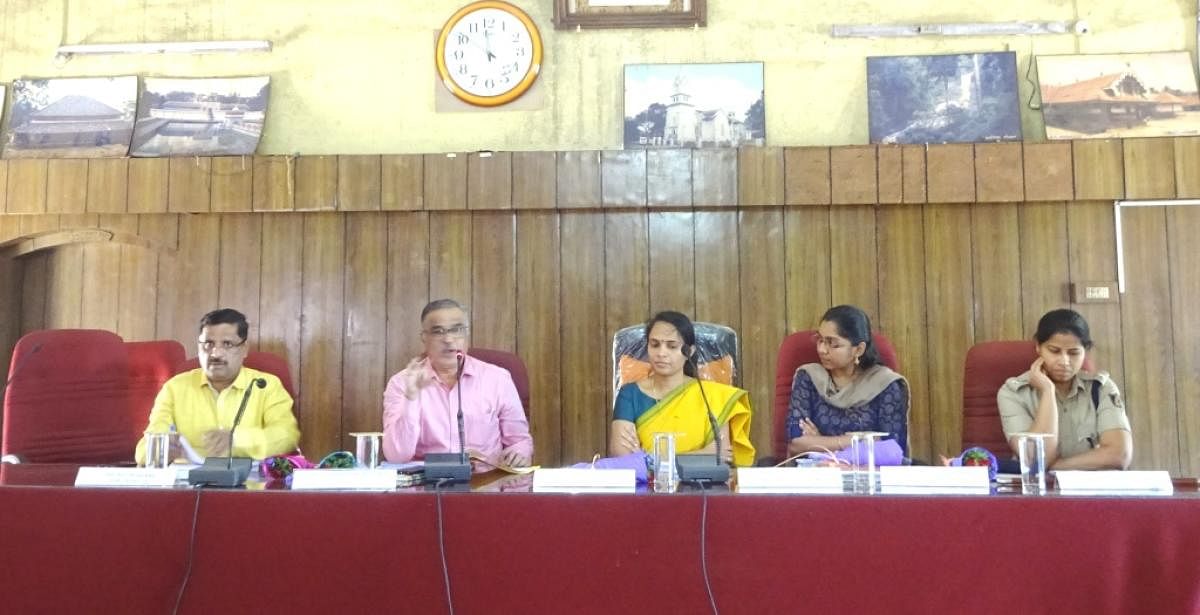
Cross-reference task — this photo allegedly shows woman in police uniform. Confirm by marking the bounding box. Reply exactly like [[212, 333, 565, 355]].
[[997, 309, 1132, 470]]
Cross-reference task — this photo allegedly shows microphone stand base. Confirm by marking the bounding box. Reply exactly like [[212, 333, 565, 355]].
[[188, 457, 254, 488], [677, 454, 731, 484], [424, 453, 472, 484]]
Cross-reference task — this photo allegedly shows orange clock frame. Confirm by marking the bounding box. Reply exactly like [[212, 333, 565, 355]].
[[435, 1, 544, 107]]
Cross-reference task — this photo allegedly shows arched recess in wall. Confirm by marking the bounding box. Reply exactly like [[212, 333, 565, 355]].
[[0, 226, 178, 369]]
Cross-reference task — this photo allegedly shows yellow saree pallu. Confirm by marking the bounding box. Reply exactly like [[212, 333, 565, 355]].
[[635, 380, 756, 466]]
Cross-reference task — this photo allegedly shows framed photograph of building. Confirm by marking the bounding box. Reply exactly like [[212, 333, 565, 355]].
[[130, 76, 270, 157], [623, 62, 764, 149], [554, 0, 706, 30], [867, 52, 1021, 144], [1036, 51, 1200, 139], [2, 76, 136, 159]]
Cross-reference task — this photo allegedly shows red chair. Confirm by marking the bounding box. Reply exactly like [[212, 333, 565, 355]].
[[962, 340, 1095, 459], [126, 340, 187, 438], [468, 348, 530, 417], [2, 330, 135, 463], [772, 330, 900, 462]]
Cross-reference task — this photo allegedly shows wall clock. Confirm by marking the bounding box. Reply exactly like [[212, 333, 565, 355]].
[[435, 1, 543, 107]]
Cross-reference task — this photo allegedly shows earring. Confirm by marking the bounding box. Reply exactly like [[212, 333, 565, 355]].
[[854, 357, 860, 365]]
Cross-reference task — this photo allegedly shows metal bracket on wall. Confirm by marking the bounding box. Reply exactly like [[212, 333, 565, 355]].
[[1114, 199, 1200, 293], [830, 21, 1088, 38]]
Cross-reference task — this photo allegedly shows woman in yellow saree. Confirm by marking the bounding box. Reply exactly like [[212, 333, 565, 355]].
[[609, 311, 755, 466]]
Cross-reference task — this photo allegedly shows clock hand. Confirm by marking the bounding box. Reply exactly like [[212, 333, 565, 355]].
[[483, 27, 495, 62]]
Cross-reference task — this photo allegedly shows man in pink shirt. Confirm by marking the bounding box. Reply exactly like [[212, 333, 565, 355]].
[[382, 299, 534, 470]]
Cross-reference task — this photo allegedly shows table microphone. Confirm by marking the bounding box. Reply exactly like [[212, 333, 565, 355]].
[[677, 346, 731, 484], [188, 376, 266, 487], [424, 351, 472, 484]]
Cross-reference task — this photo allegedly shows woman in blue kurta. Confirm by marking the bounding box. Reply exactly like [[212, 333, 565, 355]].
[[785, 305, 909, 457]]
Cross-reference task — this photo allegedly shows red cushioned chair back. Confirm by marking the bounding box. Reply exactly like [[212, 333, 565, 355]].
[[2, 329, 134, 463], [772, 330, 900, 462], [962, 340, 1096, 458], [468, 348, 530, 417], [126, 340, 187, 439], [177, 351, 298, 420]]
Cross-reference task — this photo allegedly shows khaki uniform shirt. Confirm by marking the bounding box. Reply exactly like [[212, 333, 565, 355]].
[[997, 370, 1131, 459]]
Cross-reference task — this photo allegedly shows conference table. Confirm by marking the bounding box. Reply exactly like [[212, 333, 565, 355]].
[[1, 464, 1198, 615]]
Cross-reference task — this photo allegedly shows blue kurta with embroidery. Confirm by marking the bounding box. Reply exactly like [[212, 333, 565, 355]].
[[785, 369, 909, 455]]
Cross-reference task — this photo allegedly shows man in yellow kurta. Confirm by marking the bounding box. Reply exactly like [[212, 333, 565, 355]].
[[135, 308, 299, 465]]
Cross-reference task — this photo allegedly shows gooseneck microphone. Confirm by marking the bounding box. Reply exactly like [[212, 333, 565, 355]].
[[188, 375, 267, 487], [677, 345, 731, 484], [424, 351, 472, 484], [227, 378, 267, 470]]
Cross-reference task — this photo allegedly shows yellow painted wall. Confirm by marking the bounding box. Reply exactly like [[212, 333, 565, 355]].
[[0, 0, 1194, 154]]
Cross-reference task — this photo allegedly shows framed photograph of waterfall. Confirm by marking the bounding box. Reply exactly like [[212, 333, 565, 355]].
[[867, 51, 1021, 144]]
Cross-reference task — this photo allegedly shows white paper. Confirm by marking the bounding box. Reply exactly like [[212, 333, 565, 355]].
[[290, 468, 397, 491], [1055, 470, 1173, 494], [532, 468, 636, 493], [736, 467, 844, 493], [74, 467, 178, 488]]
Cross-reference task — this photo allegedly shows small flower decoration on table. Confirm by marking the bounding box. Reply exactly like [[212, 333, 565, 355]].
[[948, 447, 998, 481]]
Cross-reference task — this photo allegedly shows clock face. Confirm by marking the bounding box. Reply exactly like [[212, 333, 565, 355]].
[[436, 2, 543, 106]]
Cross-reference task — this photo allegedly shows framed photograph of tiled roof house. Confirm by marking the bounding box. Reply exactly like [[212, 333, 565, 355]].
[[130, 76, 269, 157], [623, 62, 764, 149], [2, 76, 136, 159], [867, 52, 1021, 145], [1036, 51, 1200, 139]]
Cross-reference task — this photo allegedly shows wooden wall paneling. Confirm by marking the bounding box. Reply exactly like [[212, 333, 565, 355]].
[[299, 213, 346, 457], [384, 212, 430, 378], [341, 212, 388, 450], [1167, 205, 1200, 477], [692, 148, 737, 207], [601, 151, 647, 207], [970, 202, 1024, 341], [647, 149, 691, 208], [138, 214, 179, 252], [19, 215, 59, 238], [79, 242, 122, 331], [428, 211, 472, 302], [694, 211, 740, 328], [467, 152, 512, 210], [901, 145, 926, 204], [783, 207, 830, 332], [337, 156, 382, 211], [259, 213, 305, 407], [1072, 139, 1124, 200], [210, 157, 253, 213], [252, 156, 296, 212], [423, 154, 467, 211], [294, 156, 338, 211], [1066, 200, 1125, 390], [217, 214, 263, 347], [783, 147, 830, 206], [876, 205, 931, 462], [19, 252, 47, 332], [737, 208, 786, 457], [145, 215, 180, 342], [0, 253, 22, 387], [557, 151, 602, 209], [0, 160, 8, 212], [6, 159, 47, 214], [511, 152, 555, 209], [604, 211, 649, 415], [1173, 137, 1200, 198], [45, 160, 88, 214], [55, 213, 98, 230], [648, 211, 695, 316], [1118, 206, 1179, 472], [737, 147, 784, 206], [381, 155, 424, 211], [974, 142, 1024, 203], [515, 212, 562, 464], [169, 215, 220, 350], [926, 144, 975, 203], [470, 212, 517, 350], [1018, 202, 1070, 329], [86, 159, 129, 213], [43, 244, 84, 329], [923, 203, 975, 457], [116, 239, 159, 342], [877, 146, 903, 204], [1123, 138, 1176, 199], [167, 158, 211, 213], [0, 215, 21, 244], [559, 212, 607, 463], [829, 205, 879, 321], [831, 146, 878, 205], [127, 158, 169, 214], [1022, 142, 1074, 201]]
